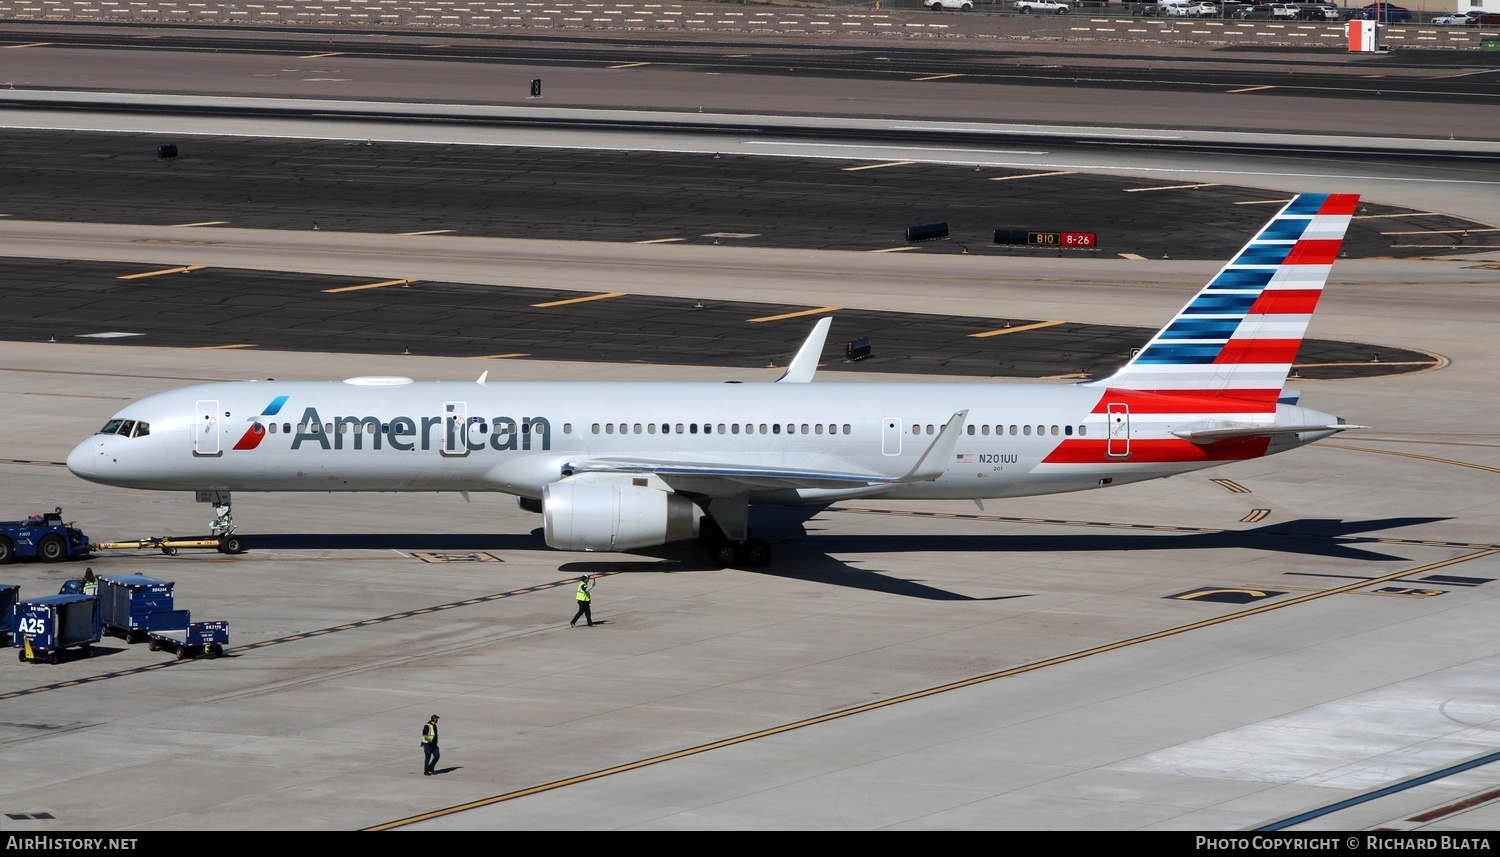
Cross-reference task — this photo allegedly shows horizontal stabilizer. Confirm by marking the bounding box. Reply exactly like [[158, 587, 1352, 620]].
[[1171, 422, 1368, 444]]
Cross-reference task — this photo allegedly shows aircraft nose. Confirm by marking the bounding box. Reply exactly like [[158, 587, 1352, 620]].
[[66, 437, 96, 479]]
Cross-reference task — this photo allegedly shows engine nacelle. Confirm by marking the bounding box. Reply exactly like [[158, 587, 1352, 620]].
[[543, 479, 702, 552]]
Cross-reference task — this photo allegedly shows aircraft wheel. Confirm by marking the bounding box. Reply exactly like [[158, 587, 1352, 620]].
[[219, 534, 245, 554], [709, 541, 740, 568], [744, 539, 772, 568], [37, 535, 66, 563]]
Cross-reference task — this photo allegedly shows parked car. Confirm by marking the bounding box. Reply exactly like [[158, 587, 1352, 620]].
[[1014, 0, 1072, 13], [1296, 3, 1342, 19], [1464, 11, 1500, 25], [1238, 3, 1298, 18], [1166, 1, 1219, 15], [1430, 11, 1475, 24], [1349, 3, 1414, 22], [924, 0, 974, 9]]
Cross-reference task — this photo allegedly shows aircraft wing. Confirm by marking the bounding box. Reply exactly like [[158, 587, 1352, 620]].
[[567, 409, 969, 491], [565, 456, 900, 490]]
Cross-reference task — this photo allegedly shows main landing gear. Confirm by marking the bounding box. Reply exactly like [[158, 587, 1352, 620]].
[[699, 512, 771, 569], [706, 536, 771, 569]]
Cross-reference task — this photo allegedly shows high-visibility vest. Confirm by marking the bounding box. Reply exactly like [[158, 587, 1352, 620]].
[[423, 723, 437, 744], [82, 581, 97, 596], [576, 582, 591, 603]]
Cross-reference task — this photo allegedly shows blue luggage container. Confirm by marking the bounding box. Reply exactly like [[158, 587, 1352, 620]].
[[145, 610, 228, 660], [98, 574, 174, 643], [12, 593, 101, 664]]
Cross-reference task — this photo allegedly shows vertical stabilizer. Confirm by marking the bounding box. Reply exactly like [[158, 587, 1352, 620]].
[[1084, 193, 1358, 404]]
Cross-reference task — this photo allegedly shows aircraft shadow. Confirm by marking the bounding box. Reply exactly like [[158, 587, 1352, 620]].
[[787, 516, 1450, 562], [248, 533, 545, 551], [246, 515, 1448, 601]]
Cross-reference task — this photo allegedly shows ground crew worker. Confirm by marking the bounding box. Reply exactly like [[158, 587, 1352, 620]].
[[570, 575, 596, 627], [81, 568, 98, 596], [421, 714, 440, 776]]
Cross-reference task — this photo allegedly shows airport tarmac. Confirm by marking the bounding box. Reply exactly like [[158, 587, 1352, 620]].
[[3, 231, 1500, 831]]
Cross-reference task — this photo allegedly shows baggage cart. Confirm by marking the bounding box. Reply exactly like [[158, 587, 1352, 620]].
[[12, 593, 101, 664], [98, 574, 174, 643], [0, 583, 16, 646], [145, 611, 228, 660]]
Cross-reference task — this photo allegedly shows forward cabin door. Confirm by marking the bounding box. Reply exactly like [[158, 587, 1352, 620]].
[[194, 399, 221, 457]]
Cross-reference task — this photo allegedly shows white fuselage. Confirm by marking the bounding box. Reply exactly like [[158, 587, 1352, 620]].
[[66, 376, 1333, 505]]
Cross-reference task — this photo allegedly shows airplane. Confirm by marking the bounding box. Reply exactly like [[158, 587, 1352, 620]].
[[65, 192, 1366, 568]]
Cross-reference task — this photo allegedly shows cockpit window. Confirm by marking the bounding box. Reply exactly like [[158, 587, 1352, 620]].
[[95, 419, 150, 438]]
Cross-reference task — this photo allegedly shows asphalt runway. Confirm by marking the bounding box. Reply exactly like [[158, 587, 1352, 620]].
[[1, 20, 1499, 835]]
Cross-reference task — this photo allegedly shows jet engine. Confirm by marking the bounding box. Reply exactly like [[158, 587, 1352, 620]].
[[543, 478, 702, 552]]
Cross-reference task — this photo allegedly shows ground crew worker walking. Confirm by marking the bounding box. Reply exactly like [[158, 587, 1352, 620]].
[[81, 568, 98, 596], [570, 575, 596, 627], [421, 714, 440, 776]]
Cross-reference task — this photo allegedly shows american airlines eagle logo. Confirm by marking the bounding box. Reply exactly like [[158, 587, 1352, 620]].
[[231, 395, 289, 451]]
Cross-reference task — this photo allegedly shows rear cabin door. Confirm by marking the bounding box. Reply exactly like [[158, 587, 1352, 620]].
[[1106, 403, 1130, 458], [194, 399, 221, 457]]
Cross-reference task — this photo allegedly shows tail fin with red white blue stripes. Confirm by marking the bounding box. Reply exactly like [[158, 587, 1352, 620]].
[[1083, 193, 1358, 407]]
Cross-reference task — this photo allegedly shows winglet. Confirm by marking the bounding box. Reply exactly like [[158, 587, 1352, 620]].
[[775, 317, 833, 383], [477, 371, 488, 385], [897, 410, 968, 483]]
